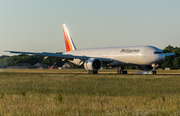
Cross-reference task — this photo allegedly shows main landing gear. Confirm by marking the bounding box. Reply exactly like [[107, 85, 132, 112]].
[[87, 70, 98, 74], [117, 66, 127, 74]]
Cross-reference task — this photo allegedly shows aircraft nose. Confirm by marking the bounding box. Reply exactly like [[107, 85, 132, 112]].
[[156, 54, 165, 63]]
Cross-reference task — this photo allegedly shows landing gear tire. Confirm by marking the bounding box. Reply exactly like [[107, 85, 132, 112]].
[[87, 70, 93, 74], [122, 71, 127, 74], [152, 71, 156, 74], [93, 71, 98, 74], [117, 70, 122, 74], [87, 70, 98, 74], [117, 67, 127, 74]]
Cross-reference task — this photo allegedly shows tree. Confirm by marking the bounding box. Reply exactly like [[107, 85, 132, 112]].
[[173, 57, 180, 69], [163, 45, 174, 53]]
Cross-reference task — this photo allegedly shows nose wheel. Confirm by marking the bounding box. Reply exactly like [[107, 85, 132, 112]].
[[152, 71, 156, 74]]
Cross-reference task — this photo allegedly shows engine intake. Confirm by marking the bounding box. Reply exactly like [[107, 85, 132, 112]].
[[84, 58, 102, 71]]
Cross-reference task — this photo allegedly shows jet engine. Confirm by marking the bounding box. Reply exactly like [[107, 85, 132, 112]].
[[139, 65, 153, 71], [84, 58, 102, 71]]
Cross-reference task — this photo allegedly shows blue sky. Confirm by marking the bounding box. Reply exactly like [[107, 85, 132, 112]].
[[1, 0, 180, 56]]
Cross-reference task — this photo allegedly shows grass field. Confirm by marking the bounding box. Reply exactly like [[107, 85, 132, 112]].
[[0, 69, 180, 115], [1, 69, 180, 74]]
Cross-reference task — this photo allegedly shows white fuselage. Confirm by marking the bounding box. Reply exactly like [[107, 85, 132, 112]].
[[64, 45, 165, 66]]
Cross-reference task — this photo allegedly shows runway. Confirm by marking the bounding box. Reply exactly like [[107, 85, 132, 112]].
[[0, 69, 180, 75]]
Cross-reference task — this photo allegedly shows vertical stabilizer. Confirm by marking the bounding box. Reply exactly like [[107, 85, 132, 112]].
[[62, 24, 76, 52]]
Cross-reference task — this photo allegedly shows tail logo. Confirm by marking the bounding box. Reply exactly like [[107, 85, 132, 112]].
[[62, 24, 76, 52]]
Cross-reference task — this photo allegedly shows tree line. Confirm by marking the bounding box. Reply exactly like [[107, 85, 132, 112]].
[[0, 54, 65, 68], [161, 45, 180, 69], [0, 45, 180, 69]]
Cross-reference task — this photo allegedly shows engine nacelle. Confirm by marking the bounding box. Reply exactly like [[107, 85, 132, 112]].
[[139, 65, 153, 71], [84, 58, 102, 71]]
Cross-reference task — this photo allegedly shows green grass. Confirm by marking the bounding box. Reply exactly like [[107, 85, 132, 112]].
[[1, 68, 180, 74], [0, 71, 180, 115]]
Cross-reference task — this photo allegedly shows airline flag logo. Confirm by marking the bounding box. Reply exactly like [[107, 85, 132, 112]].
[[62, 24, 76, 52]]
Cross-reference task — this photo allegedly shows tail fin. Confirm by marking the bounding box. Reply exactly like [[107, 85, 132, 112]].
[[62, 24, 76, 52]]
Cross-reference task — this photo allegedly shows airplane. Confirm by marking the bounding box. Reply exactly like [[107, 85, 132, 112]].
[[5, 24, 175, 74]]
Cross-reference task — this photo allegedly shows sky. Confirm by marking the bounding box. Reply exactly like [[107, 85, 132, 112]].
[[1, 0, 180, 56]]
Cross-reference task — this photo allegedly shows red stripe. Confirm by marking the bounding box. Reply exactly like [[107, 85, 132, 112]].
[[62, 27, 70, 52]]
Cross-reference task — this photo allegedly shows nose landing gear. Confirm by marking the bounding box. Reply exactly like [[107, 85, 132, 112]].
[[152, 71, 156, 74], [152, 64, 158, 74]]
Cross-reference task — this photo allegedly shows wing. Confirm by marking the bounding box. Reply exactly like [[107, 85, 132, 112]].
[[164, 53, 175, 56], [5, 50, 113, 62]]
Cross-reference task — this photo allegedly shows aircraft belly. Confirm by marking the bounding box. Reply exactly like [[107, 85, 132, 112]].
[[107, 56, 134, 66], [109, 54, 153, 66]]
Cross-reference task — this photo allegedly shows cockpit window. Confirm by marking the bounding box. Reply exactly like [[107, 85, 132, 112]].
[[154, 52, 163, 54]]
